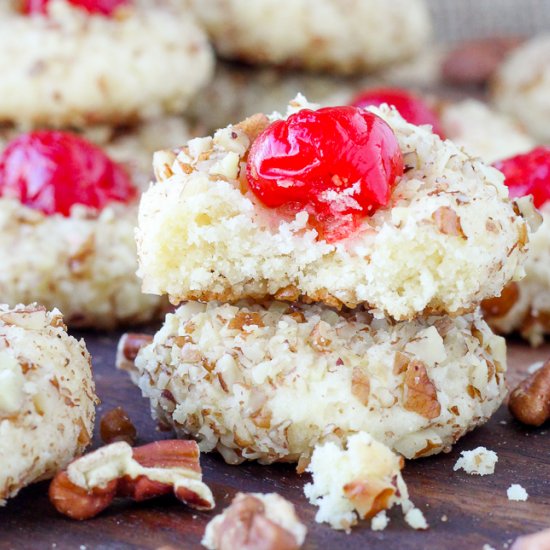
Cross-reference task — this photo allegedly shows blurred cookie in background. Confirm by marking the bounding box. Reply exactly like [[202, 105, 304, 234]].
[[0, 130, 168, 329], [493, 35, 550, 143], [188, 0, 431, 75], [0, 0, 213, 128]]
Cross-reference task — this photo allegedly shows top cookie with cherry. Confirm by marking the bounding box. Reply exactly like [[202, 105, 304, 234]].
[[137, 96, 532, 321]]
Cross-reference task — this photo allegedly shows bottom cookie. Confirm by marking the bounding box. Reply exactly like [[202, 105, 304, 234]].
[[119, 301, 506, 466]]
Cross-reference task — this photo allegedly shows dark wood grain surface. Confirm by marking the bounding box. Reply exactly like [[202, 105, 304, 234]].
[[0, 331, 548, 550]]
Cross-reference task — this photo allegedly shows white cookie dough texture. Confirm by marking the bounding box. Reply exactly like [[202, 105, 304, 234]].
[[189, 0, 431, 74], [0, 0, 213, 127], [493, 35, 550, 142], [120, 301, 507, 466], [137, 100, 530, 320], [441, 100, 535, 164], [0, 200, 165, 329], [0, 305, 96, 504], [304, 432, 426, 532], [483, 203, 550, 346]]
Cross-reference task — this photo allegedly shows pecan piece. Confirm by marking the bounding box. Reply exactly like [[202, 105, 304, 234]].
[[116, 332, 153, 373], [442, 36, 523, 86], [432, 206, 465, 237], [481, 282, 519, 319], [403, 361, 441, 419], [202, 493, 306, 550], [49, 440, 214, 520], [351, 367, 370, 406], [100, 407, 137, 445], [234, 114, 271, 143], [509, 360, 550, 426]]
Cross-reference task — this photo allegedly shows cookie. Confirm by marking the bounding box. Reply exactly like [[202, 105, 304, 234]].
[[493, 35, 550, 142], [0, 0, 213, 127], [0, 305, 96, 504], [119, 301, 507, 465], [189, 0, 431, 75], [441, 100, 535, 163], [0, 130, 168, 329], [483, 202, 550, 345], [481, 148, 549, 345], [137, 98, 529, 320]]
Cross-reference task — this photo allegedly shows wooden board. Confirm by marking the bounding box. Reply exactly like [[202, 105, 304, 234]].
[[0, 332, 549, 550]]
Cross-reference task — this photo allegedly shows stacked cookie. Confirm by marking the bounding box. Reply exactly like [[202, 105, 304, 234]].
[[0, 0, 213, 328], [122, 97, 533, 466]]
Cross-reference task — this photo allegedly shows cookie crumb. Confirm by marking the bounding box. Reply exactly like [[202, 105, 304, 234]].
[[371, 511, 389, 531], [453, 447, 498, 475], [507, 484, 529, 501]]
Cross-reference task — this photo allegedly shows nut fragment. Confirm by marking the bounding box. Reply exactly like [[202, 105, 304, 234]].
[[49, 440, 214, 520], [100, 407, 137, 445], [508, 359, 550, 426], [481, 282, 520, 319], [403, 361, 441, 419], [442, 36, 524, 85], [432, 207, 465, 237], [116, 332, 153, 373], [234, 114, 271, 143], [202, 492, 306, 550]]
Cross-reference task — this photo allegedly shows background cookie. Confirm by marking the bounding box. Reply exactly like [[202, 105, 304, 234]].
[[0, 0, 213, 127], [0, 305, 96, 504], [121, 301, 507, 465], [189, 0, 431, 74], [492, 35, 550, 142]]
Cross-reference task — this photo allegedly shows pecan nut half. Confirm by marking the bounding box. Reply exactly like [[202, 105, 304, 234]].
[[49, 440, 214, 520]]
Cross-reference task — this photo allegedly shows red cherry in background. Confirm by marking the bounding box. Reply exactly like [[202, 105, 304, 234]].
[[350, 87, 445, 139], [21, 0, 130, 16], [494, 146, 550, 209], [0, 131, 136, 216], [246, 106, 404, 241]]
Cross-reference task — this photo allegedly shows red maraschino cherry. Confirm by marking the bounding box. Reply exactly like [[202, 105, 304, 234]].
[[350, 87, 445, 139], [21, 0, 129, 16], [0, 130, 136, 216], [246, 106, 404, 241], [494, 146, 550, 208]]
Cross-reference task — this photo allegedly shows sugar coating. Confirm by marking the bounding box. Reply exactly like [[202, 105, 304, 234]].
[[0, 304, 96, 504], [453, 446, 498, 476], [0, 0, 213, 127], [202, 492, 307, 549], [493, 35, 550, 142], [484, 203, 550, 345], [507, 484, 529, 501], [138, 98, 530, 320], [304, 432, 425, 532], [0, 200, 165, 329], [122, 301, 507, 465], [189, 0, 430, 75], [441, 100, 535, 163]]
